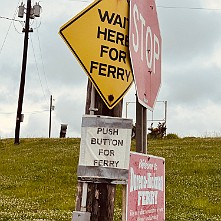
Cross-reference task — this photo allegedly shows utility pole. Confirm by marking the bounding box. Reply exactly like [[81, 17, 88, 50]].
[[14, 1, 41, 144], [14, 0, 31, 144], [49, 95, 53, 138]]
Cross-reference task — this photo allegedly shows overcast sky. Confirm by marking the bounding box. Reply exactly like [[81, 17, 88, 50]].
[[1, 0, 221, 139]]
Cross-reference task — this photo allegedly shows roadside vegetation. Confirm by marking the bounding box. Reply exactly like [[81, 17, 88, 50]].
[[0, 137, 220, 220]]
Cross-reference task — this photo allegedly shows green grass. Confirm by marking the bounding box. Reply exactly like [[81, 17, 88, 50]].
[[149, 138, 221, 221], [0, 138, 79, 221], [0, 137, 220, 220]]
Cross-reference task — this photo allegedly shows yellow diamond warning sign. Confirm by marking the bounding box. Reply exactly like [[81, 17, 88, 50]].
[[59, 0, 133, 109]]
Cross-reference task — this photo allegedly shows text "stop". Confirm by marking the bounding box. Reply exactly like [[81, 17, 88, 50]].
[[132, 4, 160, 74]]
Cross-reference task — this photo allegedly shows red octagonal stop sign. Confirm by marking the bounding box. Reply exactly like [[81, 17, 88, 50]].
[[129, 0, 162, 110]]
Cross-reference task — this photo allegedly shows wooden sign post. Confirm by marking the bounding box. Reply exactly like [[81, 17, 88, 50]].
[[75, 80, 124, 221]]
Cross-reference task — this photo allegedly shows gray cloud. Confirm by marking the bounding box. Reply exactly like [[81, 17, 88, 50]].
[[159, 8, 221, 66]]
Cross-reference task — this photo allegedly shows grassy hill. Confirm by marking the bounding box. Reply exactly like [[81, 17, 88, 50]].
[[0, 137, 220, 221]]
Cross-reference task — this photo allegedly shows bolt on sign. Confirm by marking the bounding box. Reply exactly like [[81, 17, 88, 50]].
[[59, 0, 133, 109], [77, 115, 132, 181], [127, 152, 165, 221], [129, 0, 162, 110]]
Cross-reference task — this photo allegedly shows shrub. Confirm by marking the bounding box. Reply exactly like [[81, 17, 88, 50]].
[[164, 133, 179, 139]]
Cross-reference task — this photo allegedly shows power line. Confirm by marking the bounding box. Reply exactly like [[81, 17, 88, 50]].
[[157, 5, 221, 11], [69, 0, 221, 10], [0, 112, 15, 115], [36, 21, 51, 96], [26, 109, 49, 114], [0, 1, 22, 55], [30, 35, 48, 104], [0, 109, 49, 115], [69, 0, 90, 2], [0, 16, 24, 22]]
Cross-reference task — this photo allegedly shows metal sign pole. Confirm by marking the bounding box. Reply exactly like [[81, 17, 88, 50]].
[[136, 96, 147, 154]]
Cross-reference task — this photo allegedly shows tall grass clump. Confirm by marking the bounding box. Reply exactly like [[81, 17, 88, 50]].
[[164, 133, 179, 139]]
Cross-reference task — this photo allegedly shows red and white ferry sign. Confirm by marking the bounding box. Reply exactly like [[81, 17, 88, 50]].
[[129, 0, 162, 110], [127, 152, 165, 221]]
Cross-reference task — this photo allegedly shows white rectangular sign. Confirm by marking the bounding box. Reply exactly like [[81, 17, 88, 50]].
[[78, 115, 133, 180]]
